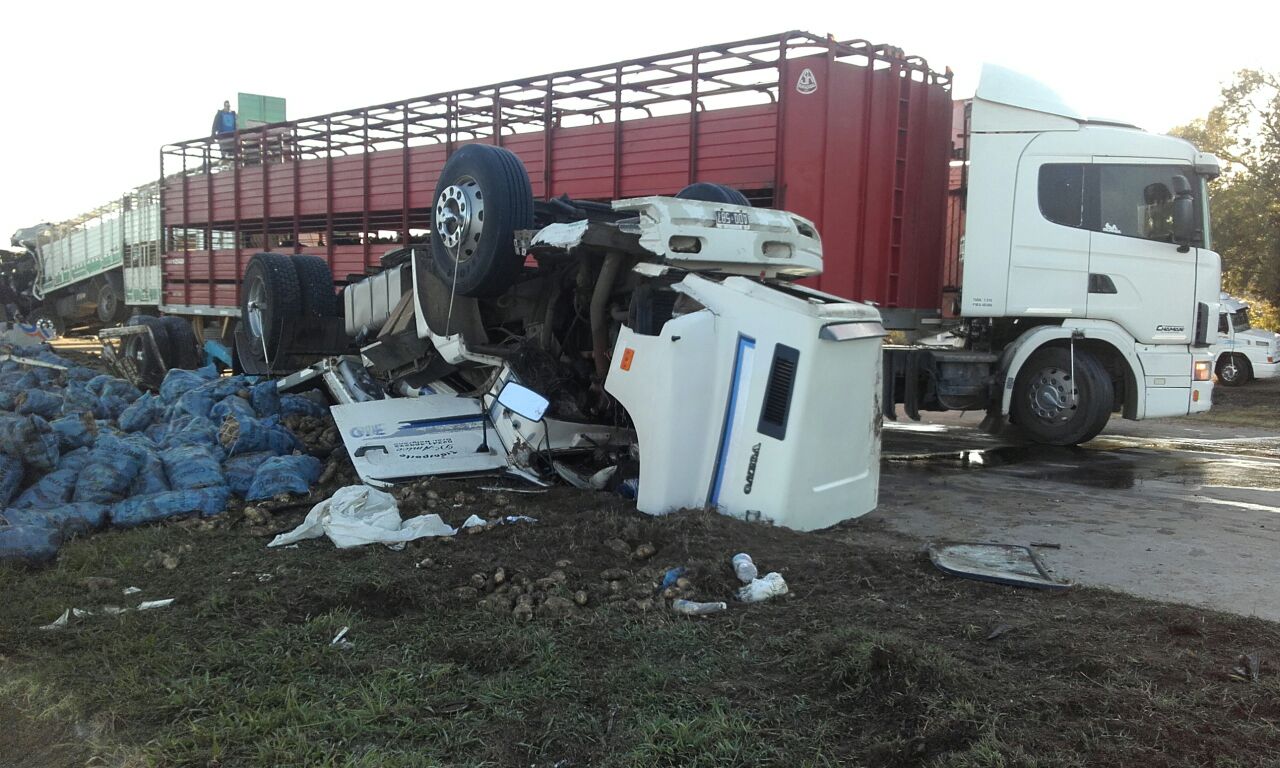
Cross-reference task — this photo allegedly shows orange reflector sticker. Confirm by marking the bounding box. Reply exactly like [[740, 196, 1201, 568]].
[[620, 348, 635, 371], [1192, 389, 1200, 402]]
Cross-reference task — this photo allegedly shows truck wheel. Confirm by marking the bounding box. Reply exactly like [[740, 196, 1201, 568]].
[[159, 316, 201, 370], [241, 252, 301, 365], [430, 144, 534, 298], [675, 182, 751, 207], [292, 255, 340, 317], [124, 315, 172, 382], [1011, 347, 1113, 446], [1216, 353, 1252, 386], [27, 307, 65, 340], [95, 280, 127, 324]]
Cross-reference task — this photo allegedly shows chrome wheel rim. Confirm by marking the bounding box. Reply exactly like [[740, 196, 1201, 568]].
[[1221, 360, 1239, 382], [1027, 367, 1076, 422], [33, 315, 57, 338], [434, 176, 484, 262]]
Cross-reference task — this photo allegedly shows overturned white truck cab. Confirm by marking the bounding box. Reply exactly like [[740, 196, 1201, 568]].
[[285, 147, 885, 531]]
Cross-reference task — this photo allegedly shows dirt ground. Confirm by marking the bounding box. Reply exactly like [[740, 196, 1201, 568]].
[[1189, 374, 1280, 427], [2, 345, 1280, 766]]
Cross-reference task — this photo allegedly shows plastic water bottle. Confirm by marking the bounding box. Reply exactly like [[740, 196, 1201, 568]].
[[732, 553, 757, 584], [672, 599, 728, 616]]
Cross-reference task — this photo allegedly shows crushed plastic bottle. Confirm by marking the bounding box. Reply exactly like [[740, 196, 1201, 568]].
[[671, 599, 727, 616], [732, 552, 758, 584], [737, 572, 789, 603]]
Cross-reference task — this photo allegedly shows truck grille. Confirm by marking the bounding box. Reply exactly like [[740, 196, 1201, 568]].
[[758, 344, 800, 440]]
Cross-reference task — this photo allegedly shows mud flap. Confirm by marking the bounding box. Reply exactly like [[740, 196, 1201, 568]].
[[329, 396, 507, 486]]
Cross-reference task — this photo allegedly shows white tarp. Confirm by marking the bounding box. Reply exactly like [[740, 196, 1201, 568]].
[[268, 485, 483, 550]]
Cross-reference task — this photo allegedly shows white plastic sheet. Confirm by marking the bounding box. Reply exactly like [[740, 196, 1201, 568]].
[[268, 485, 461, 549]]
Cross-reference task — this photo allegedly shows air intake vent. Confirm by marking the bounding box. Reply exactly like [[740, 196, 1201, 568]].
[[758, 344, 800, 440]]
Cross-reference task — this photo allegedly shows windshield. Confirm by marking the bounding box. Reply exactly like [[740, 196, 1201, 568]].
[[1231, 307, 1250, 332]]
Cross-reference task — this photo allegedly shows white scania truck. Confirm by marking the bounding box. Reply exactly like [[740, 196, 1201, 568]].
[[891, 67, 1221, 444]]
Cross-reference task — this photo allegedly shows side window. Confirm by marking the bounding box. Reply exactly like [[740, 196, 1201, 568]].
[[1038, 163, 1203, 247], [1218, 313, 1229, 335], [1038, 164, 1085, 227], [1097, 164, 1201, 246]]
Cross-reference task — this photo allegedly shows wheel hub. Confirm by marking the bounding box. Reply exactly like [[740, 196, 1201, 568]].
[[434, 177, 484, 261], [1222, 360, 1238, 381], [246, 277, 267, 339], [1027, 367, 1076, 422]]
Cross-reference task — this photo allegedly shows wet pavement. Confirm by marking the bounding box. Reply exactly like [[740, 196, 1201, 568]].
[[870, 414, 1280, 621]]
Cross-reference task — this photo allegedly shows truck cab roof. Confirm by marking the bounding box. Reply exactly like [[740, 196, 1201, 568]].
[[971, 65, 1220, 173]]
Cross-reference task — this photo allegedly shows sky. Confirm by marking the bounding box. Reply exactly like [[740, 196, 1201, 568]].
[[1, 0, 1277, 239]]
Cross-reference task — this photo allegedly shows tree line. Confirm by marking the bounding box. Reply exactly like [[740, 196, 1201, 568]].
[[1171, 70, 1280, 330]]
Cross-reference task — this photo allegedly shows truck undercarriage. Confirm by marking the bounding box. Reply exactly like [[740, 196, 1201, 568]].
[[217, 145, 885, 530]]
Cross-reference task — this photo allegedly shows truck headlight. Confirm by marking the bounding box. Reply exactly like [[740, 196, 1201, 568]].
[[1193, 360, 1212, 381]]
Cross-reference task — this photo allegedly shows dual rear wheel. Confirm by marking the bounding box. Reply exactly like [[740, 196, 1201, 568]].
[[238, 252, 339, 369]]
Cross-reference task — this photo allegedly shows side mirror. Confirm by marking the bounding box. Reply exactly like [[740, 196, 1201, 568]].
[[496, 382, 550, 421], [1170, 175, 1196, 245]]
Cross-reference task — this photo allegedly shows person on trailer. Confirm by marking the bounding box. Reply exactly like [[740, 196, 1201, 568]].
[[211, 100, 237, 162]]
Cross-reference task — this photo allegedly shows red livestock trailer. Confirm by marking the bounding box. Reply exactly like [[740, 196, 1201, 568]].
[[157, 31, 954, 332]]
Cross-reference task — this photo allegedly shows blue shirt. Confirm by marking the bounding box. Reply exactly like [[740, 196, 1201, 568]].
[[213, 110, 236, 135]]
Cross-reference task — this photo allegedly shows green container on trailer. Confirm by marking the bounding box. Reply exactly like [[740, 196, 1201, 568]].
[[237, 93, 286, 127]]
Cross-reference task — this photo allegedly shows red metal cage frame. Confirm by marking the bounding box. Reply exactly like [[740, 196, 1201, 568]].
[[160, 30, 952, 313]]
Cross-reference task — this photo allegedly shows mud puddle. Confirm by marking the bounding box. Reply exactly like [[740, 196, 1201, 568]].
[[884, 441, 1280, 495]]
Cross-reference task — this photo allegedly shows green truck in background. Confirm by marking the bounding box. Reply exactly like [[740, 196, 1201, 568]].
[[3, 93, 284, 337], [5, 183, 163, 336]]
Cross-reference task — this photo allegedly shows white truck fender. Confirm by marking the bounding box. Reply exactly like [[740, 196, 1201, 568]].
[[998, 320, 1146, 418]]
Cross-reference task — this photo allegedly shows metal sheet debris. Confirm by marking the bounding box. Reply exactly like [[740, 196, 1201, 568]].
[[330, 397, 507, 486], [928, 542, 1070, 591]]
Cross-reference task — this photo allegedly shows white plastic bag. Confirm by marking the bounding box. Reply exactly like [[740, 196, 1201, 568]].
[[268, 485, 458, 549], [737, 572, 788, 603]]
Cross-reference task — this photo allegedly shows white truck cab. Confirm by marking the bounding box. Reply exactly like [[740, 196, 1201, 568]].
[[1212, 294, 1279, 386], [955, 66, 1220, 441]]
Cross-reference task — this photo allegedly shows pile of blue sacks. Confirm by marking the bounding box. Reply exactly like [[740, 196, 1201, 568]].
[[0, 346, 327, 563]]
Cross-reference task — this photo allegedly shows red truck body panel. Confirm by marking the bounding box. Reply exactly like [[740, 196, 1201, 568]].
[[159, 32, 953, 315]]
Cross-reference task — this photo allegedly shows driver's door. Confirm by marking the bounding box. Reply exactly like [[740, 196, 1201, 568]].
[[1086, 161, 1201, 345]]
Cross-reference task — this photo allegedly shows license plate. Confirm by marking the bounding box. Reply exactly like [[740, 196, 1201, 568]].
[[714, 210, 750, 229]]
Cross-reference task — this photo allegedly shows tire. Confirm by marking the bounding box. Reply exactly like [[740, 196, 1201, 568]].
[[1010, 347, 1113, 446], [124, 315, 172, 383], [430, 144, 534, 298], [95, 280, 127, 324], [159, 316, 201, 370], [240, 252, 301, 365], [292, 255, 340, 318], [675, 182, 751, 207], [27, 307, 65, 340], [1216, 353, 1252, 387]]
